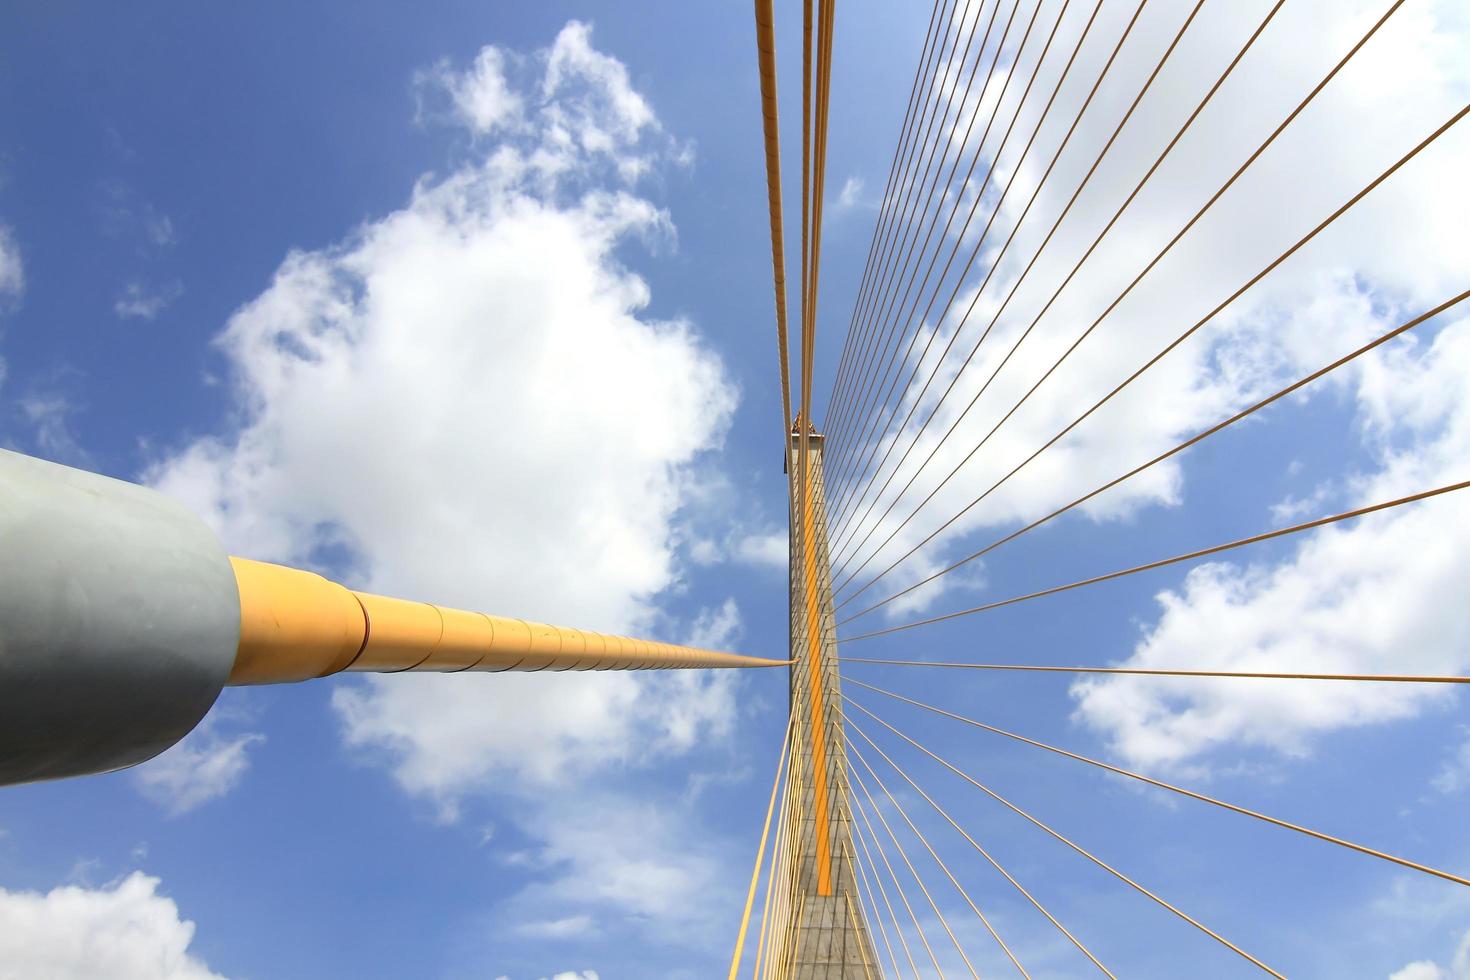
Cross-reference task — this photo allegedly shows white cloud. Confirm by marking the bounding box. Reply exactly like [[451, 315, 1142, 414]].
[[1393, 963, 1446, 980], [0, 222, 21, 390], [514, 914, 598, 940], [99, 183, 176, 249], [0, 224, 21, 300], [828, 0, 1470, 619], [543, 22, 658, 179], [837, 175, 866, 209], [1267, 479, 1335, 523], [686, 597, 741, 650], [419, 46, 523, 134], [510, 792, 737, 942], [1073, 313, 1470, 771], [144, 28, 748, 958], [0, 872, 226, 980], [19, 391, 89, 466], [1431, 728, 1470, 795], [145, 212, 177, 248], [818, 1, 1470, 770], [147, 22, 738, 820], [1389, 929, 1470, 980], [133, 710, 264, 816], [115, 279, 183, 320], [685, 523, 788, 572], [733, 529, 789, 569], [417, 21, 671, 186]]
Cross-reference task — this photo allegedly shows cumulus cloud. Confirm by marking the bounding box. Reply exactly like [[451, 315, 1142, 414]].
[[0, 224, 21, 301], [820, 1, 1469, 769], [1073, 312, 1470, 771], [0, 873, 225, 980], [508, 792, 738, 943], [1393, 964, 1442, 980], [837, 175, 866, 209], [147, 17, 738, 835], [115, 279, 183, 320], [419, 46, 523, 134], [1389, 929, 1470, 980], [828, 0, 1470, 616], [133, 710, 264, 816], [1431, 729, 1470, 795], [514, 914, 597, 940], [0, 223, 22, 389], [734, 529, 789, 569], [18, 390, 89, 466], [141, 25, 748, 957], [686, 597, 742, 650]]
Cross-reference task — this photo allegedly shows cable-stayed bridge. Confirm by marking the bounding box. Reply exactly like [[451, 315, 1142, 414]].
[[730, 0, 1469, 975], [0, 1, 1467, 976]]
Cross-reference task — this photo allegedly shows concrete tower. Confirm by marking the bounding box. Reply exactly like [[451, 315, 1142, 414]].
[[774, 419, 878, 976]]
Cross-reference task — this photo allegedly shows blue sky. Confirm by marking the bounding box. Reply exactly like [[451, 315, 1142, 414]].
[[1, 2, 1469, 978]]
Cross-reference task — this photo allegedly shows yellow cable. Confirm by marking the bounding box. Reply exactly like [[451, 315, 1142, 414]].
[[849, 764, 948, 977], [842, 479, 1470, 643], [839, 656, 1470, 684], [849, 753, 981, 978], [752, 0, 794, 435], [729, 720, 793, 980], [853, 720, 1106, 977], [847, 831, 905, 979], [851, 699, 1287, 977], [852, 798, 918, 977], [851, 680, 1470, 888], [845, 891, 876, 980], [754, 745, 794, 977], [852, 788, 925, 977]]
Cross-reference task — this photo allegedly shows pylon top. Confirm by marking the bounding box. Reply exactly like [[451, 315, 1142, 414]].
[[789, 412, 823, 440]]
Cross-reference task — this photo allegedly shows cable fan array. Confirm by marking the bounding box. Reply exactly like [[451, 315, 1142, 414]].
[[734, 0, 1469, 975]]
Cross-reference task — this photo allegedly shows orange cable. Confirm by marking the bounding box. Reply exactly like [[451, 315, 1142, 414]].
[[851, 680, 1470, 888], [849, 699, 1286, 977], [729, 718, 792, 979], [825, 0, 1081, 519], [849, 768, 945, 977], [820, 0, 1212, 567], [832, 2, 1414, 595], [846, 832, 905, 980], [825, 0, 1021, 463], [825, 0, 965, 433], [841, 479, 1470, 642], [753, 0, 794, 441], [840, 286, 1470, 622], [848, 741, 1026, 978], [839, 656, 1470, 685]]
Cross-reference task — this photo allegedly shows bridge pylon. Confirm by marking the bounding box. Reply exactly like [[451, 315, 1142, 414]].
[[772, 418, 879, 976]]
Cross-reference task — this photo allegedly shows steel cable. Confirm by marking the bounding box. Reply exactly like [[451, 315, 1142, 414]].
[[839, 285, 1470, 621], [828, 0, 999, 442], [823, 0, 1228, 580], [825, 0, 1136, 542], [848, 701, 1286, 976], [831, 5, 1429, 598], [851, 679, 1470, 888], [826, 0, 1032, 470], [842, 479, 1470, 642]]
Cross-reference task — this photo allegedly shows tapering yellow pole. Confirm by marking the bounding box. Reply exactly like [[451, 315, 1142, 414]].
[[228, 557, 788, 685]]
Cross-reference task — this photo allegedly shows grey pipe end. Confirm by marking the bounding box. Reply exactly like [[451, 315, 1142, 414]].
[[0, 449, 241, 787]]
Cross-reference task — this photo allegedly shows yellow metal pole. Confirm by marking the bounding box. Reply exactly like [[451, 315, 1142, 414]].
[[228, 557, 788, 685], [729, 720, 793, 980]]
